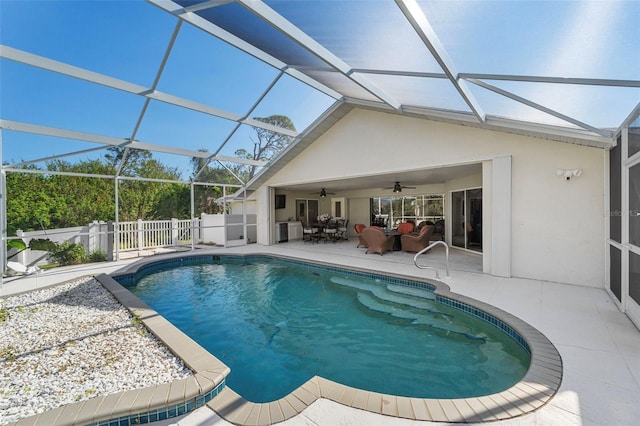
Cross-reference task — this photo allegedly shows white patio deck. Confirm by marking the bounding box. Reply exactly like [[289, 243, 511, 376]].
[[2, 239, 639, 426]]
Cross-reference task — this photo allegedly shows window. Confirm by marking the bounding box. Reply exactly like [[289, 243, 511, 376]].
[[370, 194, 444, 227]]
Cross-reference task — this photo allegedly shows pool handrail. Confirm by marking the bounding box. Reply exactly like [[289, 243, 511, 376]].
[[413, 240, 450, 279]]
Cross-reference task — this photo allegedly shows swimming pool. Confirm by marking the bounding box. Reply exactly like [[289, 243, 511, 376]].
[[118, 255, 531, 403]]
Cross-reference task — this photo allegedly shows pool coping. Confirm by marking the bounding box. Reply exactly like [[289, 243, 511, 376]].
[[15, 251, 563, 425]]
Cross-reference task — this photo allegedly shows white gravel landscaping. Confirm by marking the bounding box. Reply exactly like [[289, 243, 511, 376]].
[[0, 277, 193, 425]]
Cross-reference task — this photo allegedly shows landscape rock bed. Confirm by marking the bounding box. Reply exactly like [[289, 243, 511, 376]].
[[0, 277, 192, 425]]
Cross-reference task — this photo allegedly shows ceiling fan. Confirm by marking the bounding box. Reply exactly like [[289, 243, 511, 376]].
[[383, 181, 416, 193], [310, 188, 335, 198]]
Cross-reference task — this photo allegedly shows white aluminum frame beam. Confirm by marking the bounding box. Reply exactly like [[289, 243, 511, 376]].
[[182, 0, 234, 13], [356, 68, 640, 89], [118, 19, 184, 177], [460, 73, 640, 88], [466, 78, 612, 137], [147, 0, 342, 101], [0, 129, 6, 282], [396, 0, 485, 123], [0, 120, 267, 167], [236, 0, 402, 110], [3, 165, 244, 187], [9, 145, 114, 169], [0, 45, 297, 138], [193, 70, 288, 183]]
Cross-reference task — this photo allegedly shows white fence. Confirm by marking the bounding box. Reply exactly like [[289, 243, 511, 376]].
[[11, 221, 113, 266], [117, 219, 198, 252], [8, 219, 202, 267]]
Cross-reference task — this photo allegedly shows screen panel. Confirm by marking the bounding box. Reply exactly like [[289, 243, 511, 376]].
[[609, 139, 622, 243]]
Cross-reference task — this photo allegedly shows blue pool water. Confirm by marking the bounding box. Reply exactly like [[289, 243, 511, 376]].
[[126, 257, 530, 403]]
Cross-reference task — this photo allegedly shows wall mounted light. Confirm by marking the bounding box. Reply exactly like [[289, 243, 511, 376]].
[[557, 169, 582, 181]]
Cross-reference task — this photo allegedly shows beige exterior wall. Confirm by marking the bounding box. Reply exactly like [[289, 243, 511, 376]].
[[258, 108, 606, 288]]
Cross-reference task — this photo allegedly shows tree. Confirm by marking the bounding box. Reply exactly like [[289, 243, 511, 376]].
[[108, 146, 188, 220], [105, 146, 152, 175], [116, 158, 185, 221], [235, 115, 296, 180], [6, 166, 61, 234], [189, 152, 235, 215], [5, 150, 190, 235], [46, 159, 116, 227]]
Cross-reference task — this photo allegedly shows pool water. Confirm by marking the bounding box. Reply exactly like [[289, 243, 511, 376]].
[[129, 259, 530, 403]]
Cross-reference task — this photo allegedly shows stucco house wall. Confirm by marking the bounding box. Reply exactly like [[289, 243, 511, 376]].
[[257, 108, 605, 288]]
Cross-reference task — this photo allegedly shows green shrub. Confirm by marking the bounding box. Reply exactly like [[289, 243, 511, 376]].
[[49, 242, 87, 266], [88, 250, 108, 263], [0, 308, 9, 323]]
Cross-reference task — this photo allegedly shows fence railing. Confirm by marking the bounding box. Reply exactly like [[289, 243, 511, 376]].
[[9, 218, 206, 267], [117, 219, 198, 252]]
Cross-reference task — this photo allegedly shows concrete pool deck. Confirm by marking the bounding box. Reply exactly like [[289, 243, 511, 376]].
[[2, 240, 639, 425]]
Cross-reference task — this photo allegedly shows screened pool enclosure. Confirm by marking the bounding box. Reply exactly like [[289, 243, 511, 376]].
[[1, 1, 638, 308]]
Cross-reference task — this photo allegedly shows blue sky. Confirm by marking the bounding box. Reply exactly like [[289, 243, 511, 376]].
[[0, 0, 336, 178], [1, 0, 639, 179]]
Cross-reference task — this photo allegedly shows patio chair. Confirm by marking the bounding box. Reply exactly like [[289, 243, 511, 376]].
[[354, 223, 367, 247], [302, 222, 320, 243], [337, 219, 349, 240], [324, 220, 339, 242], [396, 222, 415, 235], [361, 227, 394, 255], [401, 225, 434, 253]]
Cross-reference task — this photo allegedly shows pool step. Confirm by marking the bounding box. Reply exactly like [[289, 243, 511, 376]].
[[329, 276, 485, 342], [356, 292, 486, 342], [330, 276, 447, 315]]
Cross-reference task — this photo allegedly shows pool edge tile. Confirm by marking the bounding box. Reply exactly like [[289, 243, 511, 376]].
[[409, 398, 431, 421], [365, 392, 383, 414], [396, 396, 415, 420], [282, 393, 308, 415], [439, 399, 464, 422], [277, 398, 299, 422], [267, 401, 285, 424], [424, 399, 447, 422], [380, 394, 398, 417], [462, 397, 498, 422], [316, 376, 344, 401], [350, 390, 369, 411], [243, 403, 262, 426], [256, 403, 270, 426]]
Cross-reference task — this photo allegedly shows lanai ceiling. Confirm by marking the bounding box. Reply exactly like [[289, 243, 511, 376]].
[[1, 0, 638, 186]]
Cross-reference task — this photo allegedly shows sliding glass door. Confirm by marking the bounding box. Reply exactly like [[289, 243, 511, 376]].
[[451, 188, 482, 252], [296, 199, 319, 225]]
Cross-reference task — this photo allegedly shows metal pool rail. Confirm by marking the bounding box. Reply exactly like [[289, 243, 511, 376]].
[[414, 240, 450, 279]]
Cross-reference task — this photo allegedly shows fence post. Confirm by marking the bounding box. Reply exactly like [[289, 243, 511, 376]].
[[137, 219, 144, 251], [86, 222, 96, 254], [171, 218, 178, 247], [16, 230, 27, 266], [193, 218, 200, 246], [106, 221, 114, 261]]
